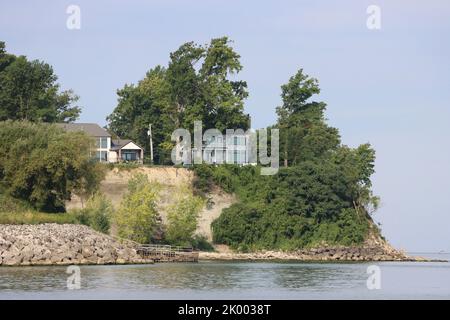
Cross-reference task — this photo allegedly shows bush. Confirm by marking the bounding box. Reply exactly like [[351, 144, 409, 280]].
[[191, 235, 215, 251], [0, 192, 78, 224], [71, 193, 113, 234], [114, 173, 163, 244], [165, 187, 204, 246], [192, 164, 258, 195], [0, 192, 33, 212]]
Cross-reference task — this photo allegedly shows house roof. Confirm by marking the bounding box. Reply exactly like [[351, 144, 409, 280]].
[[111, 139, 143, 151], [56, 123, 111, 137]]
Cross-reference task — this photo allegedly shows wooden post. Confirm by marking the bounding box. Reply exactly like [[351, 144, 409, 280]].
[[148, 124, 154, 164]]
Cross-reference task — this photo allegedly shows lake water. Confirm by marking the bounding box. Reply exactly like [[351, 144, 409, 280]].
[[1, 253, 449, 299]]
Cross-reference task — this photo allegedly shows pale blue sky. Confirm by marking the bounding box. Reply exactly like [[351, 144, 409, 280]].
[[1, 0, 449, 252]]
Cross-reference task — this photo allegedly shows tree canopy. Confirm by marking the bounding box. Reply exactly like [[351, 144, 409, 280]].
[[0, 41, 81, 122], [276, 69, 340, 166], [107, 37, 250, 164], [0, 121, 104, 212]]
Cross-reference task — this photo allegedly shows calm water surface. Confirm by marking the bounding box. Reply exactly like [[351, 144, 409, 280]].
[[0, 253, 449, 299]]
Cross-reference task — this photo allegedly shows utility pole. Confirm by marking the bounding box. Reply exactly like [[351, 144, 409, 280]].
[[147, 124, 154, 164]]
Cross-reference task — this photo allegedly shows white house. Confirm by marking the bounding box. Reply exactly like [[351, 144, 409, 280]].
[[202, 134, 253, 165], [186, 132, 256, 165], [57, 123, 144, 163], [109, 139, 144, 163]]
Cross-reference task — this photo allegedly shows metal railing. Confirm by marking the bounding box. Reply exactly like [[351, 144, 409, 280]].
[[137, 244, 194, 253]]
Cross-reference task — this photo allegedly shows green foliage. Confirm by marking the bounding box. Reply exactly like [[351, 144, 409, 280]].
[[276, 69, 341, 166], [192, 164, 258, 195], [105, 162, 141, 171], [191, 235, 215, 251], [165, 186, 204, 246], [114, 173, 163, 244], [72, 193, 113, 234], [206, 148, 377, 250], [0, 191, 77, 225], [0, 41, 81, 122], [0, 211, 78, 225], [0, 121, 104, 212], [0, 192, 33, 212], [107, 37, 250, 164]]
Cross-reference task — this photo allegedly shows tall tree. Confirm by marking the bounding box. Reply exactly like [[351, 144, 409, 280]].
[[107, 66, 174, 164], [107, 37, 250, 164], [0, 121, 104, 212], [0, 41, 81, 122], [276, 69, 340, 166]]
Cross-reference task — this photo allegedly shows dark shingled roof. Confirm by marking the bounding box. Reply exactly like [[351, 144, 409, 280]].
[[111, 139, 143, 150], [111, 139, 132, 150], [56, 123, 111, 137]]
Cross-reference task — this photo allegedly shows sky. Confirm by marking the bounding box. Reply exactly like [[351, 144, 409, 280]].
[[1, 0, 449, 252]]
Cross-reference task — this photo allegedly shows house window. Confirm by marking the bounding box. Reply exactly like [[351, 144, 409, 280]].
[[233, 150, 239, 163], [100, 137, 108, 149], [122, 151, 137, 161], [95, 151, 108, 162]]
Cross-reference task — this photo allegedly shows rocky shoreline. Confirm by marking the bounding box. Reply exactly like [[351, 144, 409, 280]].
[[0, 224, 153, 266], [0, 224, 443, 266], [199, 234, 440, 262], [199, 247, 430, 262]]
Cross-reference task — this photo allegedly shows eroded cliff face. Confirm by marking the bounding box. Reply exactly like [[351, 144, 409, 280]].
[[66, 167, 237, 241]]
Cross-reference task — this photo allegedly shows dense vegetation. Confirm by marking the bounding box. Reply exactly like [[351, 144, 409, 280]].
[[193, 69, 379, 251], [0, 121, 105, 212], [195, 161, 376, 250], [0, 42, 99, 214]]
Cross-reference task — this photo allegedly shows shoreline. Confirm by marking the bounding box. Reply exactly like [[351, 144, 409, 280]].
[[1, 224, 447, 267], [198, 248, 446, 263]]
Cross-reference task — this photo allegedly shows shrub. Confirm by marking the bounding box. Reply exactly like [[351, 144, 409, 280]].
[[114, 173, 163, 244], [0, 192, 33, 212], [165, 187, 204, 246], [71, 193, 113, 234], [191, 235, 215, 251]]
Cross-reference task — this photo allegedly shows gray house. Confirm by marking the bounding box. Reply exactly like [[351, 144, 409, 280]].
[[57, 123, 144, 163]]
